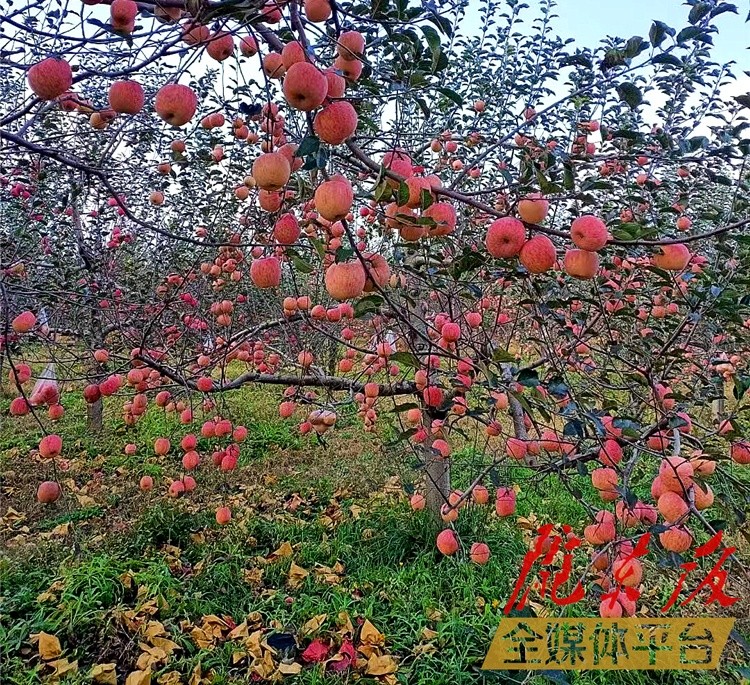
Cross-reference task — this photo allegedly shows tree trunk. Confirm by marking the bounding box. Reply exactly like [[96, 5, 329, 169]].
[[87, 396, 103, 433], [711, 377, 725, 422], [423, 436, 450, 519]]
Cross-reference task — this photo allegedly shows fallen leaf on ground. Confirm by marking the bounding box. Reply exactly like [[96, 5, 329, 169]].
[[365, 653, 398, 676], [156, 671, 182, 685], [33, 632, 61, 661], [90, 663, 117, 684], [327, 639, 356, 673], [360, 619, 385, 646], [48, 657, 78, 677], [301, 613, 327, 636], [287, 562, 309, 589], [301, 638, 331, 663], [125, 670, 151, 685], [89, 664, 117, 685], [268, 541, 293, 561]]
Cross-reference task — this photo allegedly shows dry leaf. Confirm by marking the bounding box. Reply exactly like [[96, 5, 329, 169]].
[[269, 541, 293, 560], [48, 657, 78, 677], [277, 662, 302, 675], [144, 621, 167, 640], [151, 636, 179, 655], [413, 642, 437, 656], [156, 671, 182, 685], [90, 663, 117, 685], [228, 620, 249, 640], [301, 613, 327, 637], [425, 607, 443, 622], [34, 631, 62, 661], [120, 571, 135, 589], [243, 567, 264, 586], [125, 670, 152, 685], [421, 627, 438, 640], [360, 619, 385, 646], [337, 612, 355, 636], [287, 562, 309, 589], [50, 522, 71, 537], [365, 654, 398, 676]]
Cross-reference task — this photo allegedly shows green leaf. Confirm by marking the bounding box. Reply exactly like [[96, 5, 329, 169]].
[[517, 369, 540, 387], [393, 402, 420, 413], [296, 136, 319, 157], [563, 163, 575, 191], [353, 294, 383, 318], [290, 255, 313, 274], [415, 97, 431, 119], [419, 188, 434, 210], [397, 181, 410, 207], [436, 86, 463, 107], [535, 170, 563, 195], [649, 21, 671, 47], [711, 3, 738, 18], [624, 35, 647, 58], [689, 2, 712, 24], [600, 49, 626, 71], [373, 178, 392, 203], [676, 26, 703, 44], [389, 351, 421, 369], [652, 53, 683, 67], [616, 82, 643, 109], [427, 12, 453, 37], [420, 25, 442, 73], [493, 348, 516, 363], [735, 94, 750, 109], [308, 236, 326, 259]]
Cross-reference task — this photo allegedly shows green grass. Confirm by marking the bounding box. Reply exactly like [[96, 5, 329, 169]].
[[1, 384, 748, 685]]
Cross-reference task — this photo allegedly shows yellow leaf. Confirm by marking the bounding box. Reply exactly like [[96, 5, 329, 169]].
[[34, 631, 62, 661], [337, 612, 355, 636], [301, 613, 327, 636], [242, 567, 264, 586], [365, 654, 398, 676], [157, 671, 182, 685], [120, 571, 135, 589], [90, 663, 117, 685], [360, 619, 385, 646], [277, 662, 302, 675], [144, 620, 167, 640], [269, 541, 293, 560], [49, 657, 78, 677], [50, 522, 71, 537], [287, 562, 309, 589], [228, 620, 249, 640], [125, 670, 152, 685], [421, 627, 438, 641], [151, 637, 179, 655]]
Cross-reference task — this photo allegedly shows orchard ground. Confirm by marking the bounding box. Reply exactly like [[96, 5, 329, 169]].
[[1, 380, 749, 685]]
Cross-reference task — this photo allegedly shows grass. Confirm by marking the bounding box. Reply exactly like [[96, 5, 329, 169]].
[[1, 384, 749, 684]]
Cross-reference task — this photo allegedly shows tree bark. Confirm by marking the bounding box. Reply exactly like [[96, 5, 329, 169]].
[[87, 397, 103, 432], [423, 434, 450, 519]]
